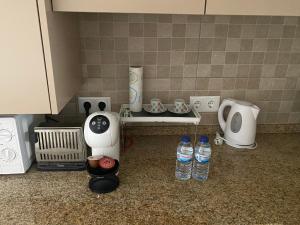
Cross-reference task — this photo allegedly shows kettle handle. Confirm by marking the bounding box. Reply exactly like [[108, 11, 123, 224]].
[[218, 98, 234, 132]]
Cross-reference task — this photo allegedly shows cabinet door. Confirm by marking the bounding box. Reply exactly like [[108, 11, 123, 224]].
[[206, 0, 300, 16], [52, 0, 205, 15], [38, 0, 82, 114], [0, 0, 51, 114]]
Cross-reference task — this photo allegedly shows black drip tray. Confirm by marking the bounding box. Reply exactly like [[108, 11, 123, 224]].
[[37, 162, 86, 171]]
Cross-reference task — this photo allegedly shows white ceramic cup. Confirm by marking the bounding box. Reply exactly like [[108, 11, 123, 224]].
[[150, 98, 165, 112], [174, 99, 188, 113]]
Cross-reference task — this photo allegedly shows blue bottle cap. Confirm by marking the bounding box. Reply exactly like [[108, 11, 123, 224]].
[[199, 135, 209, 143], [181, 135, 191, 143]]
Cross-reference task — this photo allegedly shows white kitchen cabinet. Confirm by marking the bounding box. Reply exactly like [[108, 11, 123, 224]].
[[0, 0, 81, 114], [52, 0, 205, 15], [206, 0, 300, 16]]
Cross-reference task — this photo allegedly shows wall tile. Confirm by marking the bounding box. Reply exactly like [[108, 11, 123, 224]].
[[196, 78, 209, 90], [282, 25, 296, 38], [157, 65, 170, 78], [113, 22, 129, 36], [226, 38, 241, 51], [255, 25, 269, 38], [80, 21, 99, 37], [170, 65, 183, 77], [235, 78, 248, 89], [267, 39, 280, 51], [144, 38, 157, 51], [228, 25, 242, 38], [238, 52, 252, 64], [197, 65, 211, 77], [172, 38, 185, 50], [240, 39, 253, 51], [223, 78, 236, 90], [186, 24, 200, 37], [201, 24, 215, 37], [291, 39, 300, 52], [264, 52, 278, 64], [129, 23, 143, 37], [251, 52, 264, 64], [241, 25, 256, 38], [208, 78, 223, 90], [143, 65, 156, 78], [247, 78, 260, 89], [271, 16, 284, 24], [172, 24, 186, 37], [171, 51, 184, 65], [186, 38, 200, 51], [183, 65, 197, 77], [99, 22, 113, 36], [213, 38, 227, 51], [211, 65, 224, 77], [144, 23, 157, 37], [237, 65, 250, 77], [253, 39, 267, 51], [158, 38, 171, 51], [275, 65, 288, 77], [184, 52, 198, 64], [115, 38, 128, 50], [257, 16, 271, 24], [170, 78, 182, 90], [157, 52, 171, 65], [182, 78, 196, 90], [115, 52, 129, 64], [158, 14, 172, 23], [225, 52, 238, 64], [198, 38, 213, 51], [268, 25, 283, 38], [279, 39, 293, 51], [215, 24, 228, 37], [223, 65, 237, 77], [144, 52, 157, 65], [211, 52, 226, 65]]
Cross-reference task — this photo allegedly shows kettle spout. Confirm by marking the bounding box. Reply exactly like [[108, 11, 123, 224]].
[[251, 106, 260, 120]]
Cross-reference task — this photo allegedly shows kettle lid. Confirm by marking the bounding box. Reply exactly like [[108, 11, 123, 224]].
[[227, 98, 259, 109]]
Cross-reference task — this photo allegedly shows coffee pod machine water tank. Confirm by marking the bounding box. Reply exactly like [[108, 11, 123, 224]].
[[84, 112, 120, 160]]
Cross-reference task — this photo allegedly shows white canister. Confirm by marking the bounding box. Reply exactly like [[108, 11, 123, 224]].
[[129, 66, 143, 112]]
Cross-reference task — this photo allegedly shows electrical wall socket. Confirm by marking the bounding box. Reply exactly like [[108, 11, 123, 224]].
[[78, 97, 111, 114], [190, 96, 220, 112]]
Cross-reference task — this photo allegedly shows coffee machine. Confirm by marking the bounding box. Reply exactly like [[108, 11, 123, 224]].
[[84, 112, 120, 160]]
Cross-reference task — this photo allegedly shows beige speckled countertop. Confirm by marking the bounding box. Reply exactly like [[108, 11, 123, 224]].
[[0, 133, 299, 225]]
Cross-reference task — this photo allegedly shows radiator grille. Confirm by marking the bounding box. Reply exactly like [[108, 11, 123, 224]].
[[34, 128, 86, 162]]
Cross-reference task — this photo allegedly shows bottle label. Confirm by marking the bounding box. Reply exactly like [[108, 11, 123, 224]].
[[195, 146, 210, 163], [177, 147, 193, 162], [195, 154, 209, 163]]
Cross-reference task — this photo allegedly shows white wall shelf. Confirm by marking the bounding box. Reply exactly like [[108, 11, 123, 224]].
[[119, 104, 201, 125]]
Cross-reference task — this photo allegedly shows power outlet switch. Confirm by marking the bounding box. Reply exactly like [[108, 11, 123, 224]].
[[190, 96, 220, 112]]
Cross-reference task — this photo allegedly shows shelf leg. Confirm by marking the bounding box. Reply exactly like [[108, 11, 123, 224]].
[[121, 123, 126, 152]]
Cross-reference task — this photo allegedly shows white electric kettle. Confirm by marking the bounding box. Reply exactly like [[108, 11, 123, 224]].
[[217, 98, 260, 149]]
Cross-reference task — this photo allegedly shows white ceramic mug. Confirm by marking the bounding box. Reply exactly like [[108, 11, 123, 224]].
[[174, 99, 188, 113], [150, 98, 165, 112]]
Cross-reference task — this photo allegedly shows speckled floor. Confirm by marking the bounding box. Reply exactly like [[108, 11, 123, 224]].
[[0, 133, 299, 225]]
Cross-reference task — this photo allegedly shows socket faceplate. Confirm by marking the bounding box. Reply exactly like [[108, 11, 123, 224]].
[[190, 96, 220, 112], [78, 97, 111, 114]]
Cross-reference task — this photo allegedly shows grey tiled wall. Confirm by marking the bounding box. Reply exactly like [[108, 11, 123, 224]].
[[64, 13, 300, 124]]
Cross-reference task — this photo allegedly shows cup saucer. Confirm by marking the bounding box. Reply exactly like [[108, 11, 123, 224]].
[[167, 105, 191, 115], [143, 104, 167, 115]]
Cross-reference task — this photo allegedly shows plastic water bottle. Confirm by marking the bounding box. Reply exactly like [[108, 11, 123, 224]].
[[175, 135, 193, 180], [192, 135, 211, 181]]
